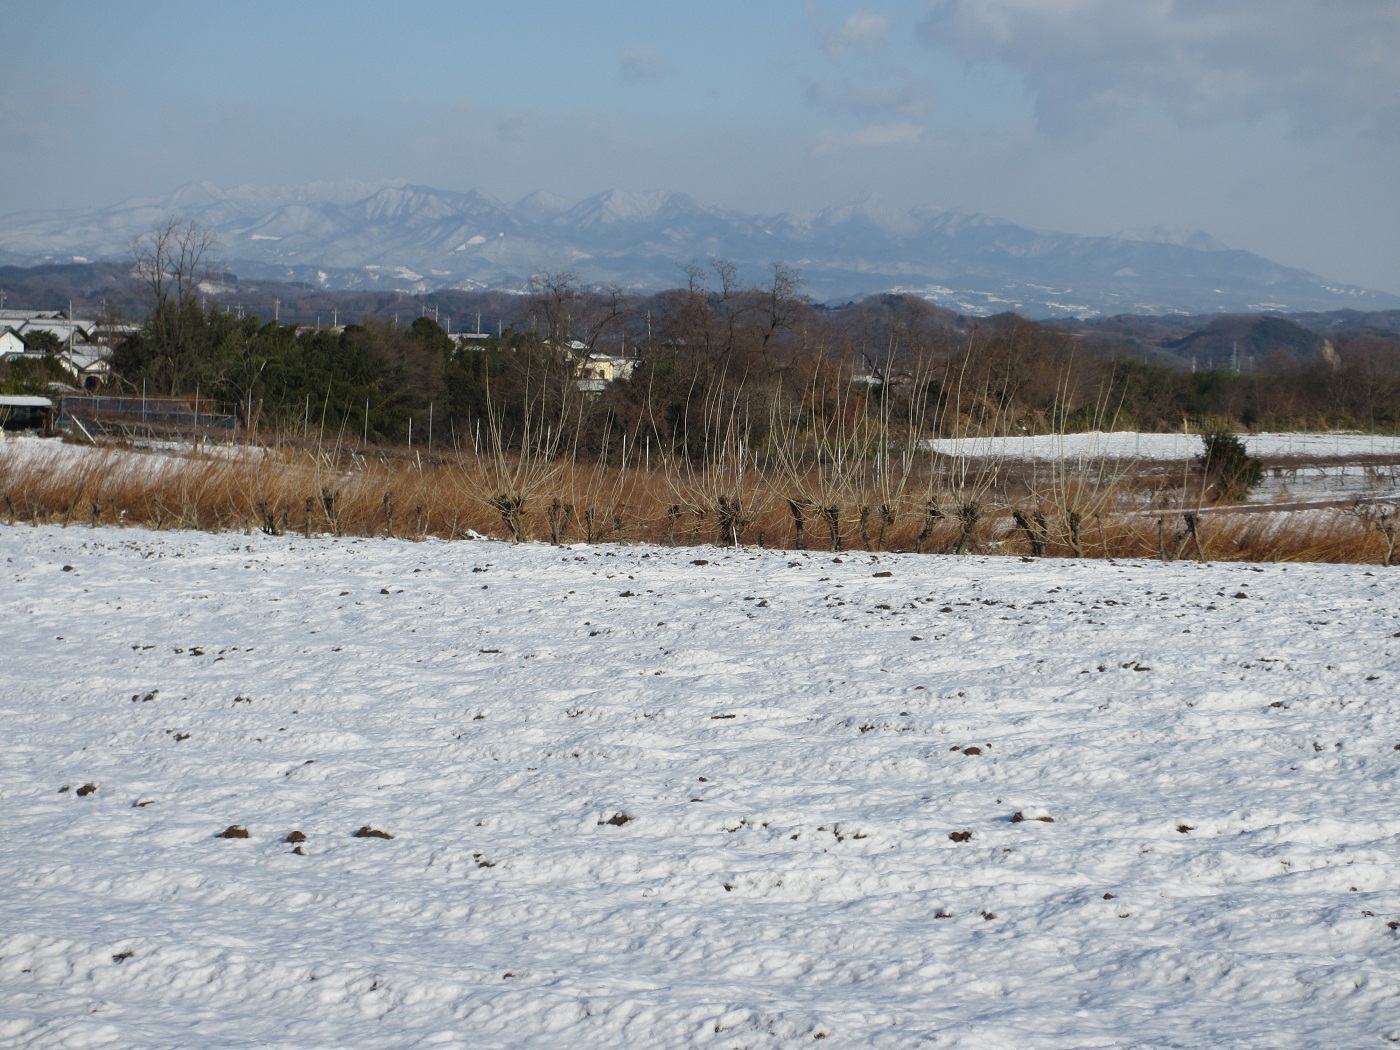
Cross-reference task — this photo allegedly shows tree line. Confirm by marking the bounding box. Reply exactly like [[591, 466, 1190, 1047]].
[[78, 220, 1400, 449]]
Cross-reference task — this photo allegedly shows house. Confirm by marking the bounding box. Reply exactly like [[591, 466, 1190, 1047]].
[[0, 309, 62, 324], [449, 331, 492, 347], [537, 338, 641, 392], [0, 327, 112, 390], [575, 352, 638, 394], [92, 322, 141, 346], [16, 317, 99, 345], [0, 327, 25, 358], [578, 354, 639, 383], [64, 346, 112, 389], [0, 308, 116, 389]]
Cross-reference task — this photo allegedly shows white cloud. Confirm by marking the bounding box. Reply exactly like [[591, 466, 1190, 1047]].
[[917, 0, 1400, 140], [618, 46, 665, 83], [814, 121, 924, 154], [826, 9, 890, 56], [840, 9, 889, 42]]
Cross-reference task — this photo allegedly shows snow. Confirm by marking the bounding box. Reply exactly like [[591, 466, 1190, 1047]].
[[0, 436, 261, 476], [3, 524, 1400, 1048], [915, 431, 1400, 505], [923, 430, 1400, 462]]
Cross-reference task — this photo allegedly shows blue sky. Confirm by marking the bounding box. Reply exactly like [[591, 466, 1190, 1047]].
[[5, 1, 1399, 293]]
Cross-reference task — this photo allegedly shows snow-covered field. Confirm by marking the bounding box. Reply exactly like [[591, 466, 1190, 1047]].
[[922, 430, 1400, 462], [3, 525, 1400, 1049], [919, 430, 1400, 507], [0, 433, 263, 472]]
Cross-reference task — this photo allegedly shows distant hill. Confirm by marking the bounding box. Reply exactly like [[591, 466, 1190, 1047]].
[[1071, 309, 1400, 369], [1163, 315, 1328, 370], [0, 261, 147, 320], [3, 181, 1398, 319], [5, 260, 1400, 379]]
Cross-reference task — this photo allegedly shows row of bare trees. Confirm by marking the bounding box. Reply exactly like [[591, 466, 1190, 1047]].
[[117, 216, 1400, 453]]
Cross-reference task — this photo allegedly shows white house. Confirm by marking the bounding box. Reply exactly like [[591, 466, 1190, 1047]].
[[0, 326, 111, 389], [0, 327, 26, 358], [65, 346, 112, 389]]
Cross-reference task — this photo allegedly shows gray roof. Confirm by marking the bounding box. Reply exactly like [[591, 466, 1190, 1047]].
[[0, 309, 63, 322]]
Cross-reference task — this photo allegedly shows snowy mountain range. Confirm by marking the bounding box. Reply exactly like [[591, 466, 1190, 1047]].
[[3, 180, 1396, 318]]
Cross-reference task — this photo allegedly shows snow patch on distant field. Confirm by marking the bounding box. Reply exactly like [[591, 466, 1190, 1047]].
[[2, 526, 1399, 1048], [0, 434, 263, 481], [923, 430, 1400, 461]]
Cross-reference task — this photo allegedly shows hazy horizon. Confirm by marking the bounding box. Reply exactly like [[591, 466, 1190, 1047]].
[[6, 2, 1398, 294]]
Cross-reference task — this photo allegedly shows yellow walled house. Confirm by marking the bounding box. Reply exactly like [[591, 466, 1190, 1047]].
[[575, 352, 639, 393], [577, 353, 639, 383]]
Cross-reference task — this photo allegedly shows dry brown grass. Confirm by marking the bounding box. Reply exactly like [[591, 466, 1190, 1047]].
[[1, 434, 1395, 565]]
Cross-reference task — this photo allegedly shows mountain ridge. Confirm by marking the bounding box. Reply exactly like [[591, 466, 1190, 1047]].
[[2, 181, 1396, 319]]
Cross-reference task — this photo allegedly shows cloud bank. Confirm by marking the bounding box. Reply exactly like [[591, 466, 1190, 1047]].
[[918, 0, 1400, 139]]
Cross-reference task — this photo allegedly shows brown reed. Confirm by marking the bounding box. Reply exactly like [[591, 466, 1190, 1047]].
[[2, 431, 1394, 564]]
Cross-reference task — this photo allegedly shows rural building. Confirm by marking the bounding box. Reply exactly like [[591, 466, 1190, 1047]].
[[578, 354, 638, 383], [575, 353, 638, 394], [0, 394, 55, 433], [0, 308, 63, 324], [0, 327, 26, 357], [16, 317, 99, 344], [0, 309, 115, 389]]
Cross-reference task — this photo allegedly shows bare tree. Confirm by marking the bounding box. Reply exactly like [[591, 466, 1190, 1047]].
[[755, 263, 803, 369], [130, 218, 220, 394], [132, 217, 218, 311], [527, 270, 627, 371]]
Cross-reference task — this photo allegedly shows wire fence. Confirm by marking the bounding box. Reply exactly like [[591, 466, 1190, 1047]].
[[57, 394, 237, 438]]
